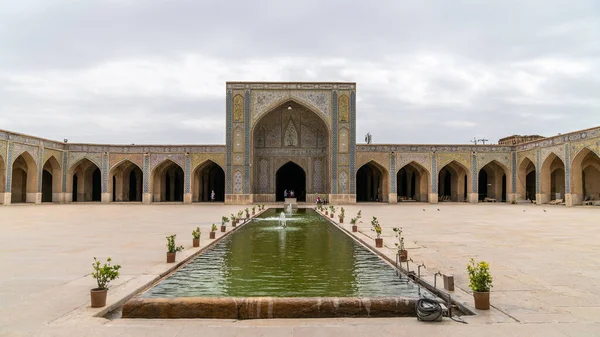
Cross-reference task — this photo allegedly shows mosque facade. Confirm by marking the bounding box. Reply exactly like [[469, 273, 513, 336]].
[[1, 82, 599, 207]]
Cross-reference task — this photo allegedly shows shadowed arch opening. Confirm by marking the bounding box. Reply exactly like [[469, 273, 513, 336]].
[[151, 160, 184, 202], [276, 162, 306, 201], [571, 148, 600, 205], [438, 161, 471, 202], [517, 157, 536, 201], [11, 152, 38, 203], [397, 161, 429, 202], [42, 156, 62, 202], [68, 158, 101, 202], [357, 161, 388, 202], [478, 160, 508, 202], [109, 160, 143, 202], [0, 156, 5, 204], [193, 160, 225, 202], [540, 153, 565, 203]]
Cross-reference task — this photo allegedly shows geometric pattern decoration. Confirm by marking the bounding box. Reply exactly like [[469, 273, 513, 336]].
[[540, 144, 566, 166], [68, 152, 102, 171], [12, 142, 40, 165], [313, 159, 322, 193], [397, 153, 431, 174], [431, 154, 438, 193], [390, 153, 397, 194], [109, 153, 143, 170], [150, 153, 185, 172], [338, 170, 348, 194], [233, 94, 244, 122], [244, 90, 251, 194], [339, 95, 349, 122], [233, 170, 243, 194], [471, 153, 477, 193], [349, 91, 356, 194], [225, 90, 233, 194], [259, 159, 268, 193], [511, 151, 517, 193], [251, 90, 331, 123], [331, 91, 338, 194]]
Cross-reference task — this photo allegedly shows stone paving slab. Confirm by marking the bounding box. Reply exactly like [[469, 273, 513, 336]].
[[0, 203, 599, 336]]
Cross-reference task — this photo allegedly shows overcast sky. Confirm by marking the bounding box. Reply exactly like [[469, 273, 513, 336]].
[[1, 0, 599, 145]]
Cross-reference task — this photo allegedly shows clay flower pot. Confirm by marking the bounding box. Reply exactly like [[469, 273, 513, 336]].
[[352, 225, 358, 232], [166, 252, 176, 263], [399, 249, 408, 262], [375, 238, 383, 248], [339, 218, 344, 224], [330, 213, 334, 218], [209, 231, 216, 239], [325, 211, 328, 215], [193, 238, 199, 247], [246, 214, 249, 219], [221, 225, 226, 232], [232, 220, 237, 227], [473, 291, 490, 310], [252, 211, 255, 215], [90, 288, 107, 308]]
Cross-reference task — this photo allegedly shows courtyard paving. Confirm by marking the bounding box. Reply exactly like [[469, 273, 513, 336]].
[[0, 203, 599, 336]]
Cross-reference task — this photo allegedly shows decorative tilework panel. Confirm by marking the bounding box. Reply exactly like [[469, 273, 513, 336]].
[[349, 91, 356, 194], [390, 154, 397, 194], [259, 159, 269, 193], [431, 155, 437, 193], [511, 152, 517, 193], [331, 91, 338, 194], [37, 148, 44, 192], [313, 159, 322, 193], [339, 170, 348, 194], [397, 153, 431, 175], [338, 128, 349, 153], [43, 148, 63, 167], [191, 153, 226, 172], [102, 154, 109, 193], [143, 155, 150, 193], [536, 150, 541, 193], [540, 145, 566, 166], [436, 152, 470, 173], [233, 126, 244, 153], [149, 153, 185, 172], [6, 142, 13, 192], [339, 95, 349, 122], [68, 152, 102, 171], [12, 142, 39, 165], [244, 90, 251, 194], [251, 90, 331, 125], [233, 94, 244, 122], [477, 152, 511, 171], [565, 144, 571, 194], [62, 152, 68, 192], [471, 154, 477, 193], [233, 170, 243, 194], [109, 153, 143, 170], [226, 90, 232, 194], [184, 156, 191, 194]]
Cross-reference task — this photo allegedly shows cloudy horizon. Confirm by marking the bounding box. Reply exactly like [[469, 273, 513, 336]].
[[1, 0, 599, 145]]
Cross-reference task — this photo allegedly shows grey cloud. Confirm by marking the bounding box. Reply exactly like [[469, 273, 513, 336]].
[[0, 0, 599, 144]]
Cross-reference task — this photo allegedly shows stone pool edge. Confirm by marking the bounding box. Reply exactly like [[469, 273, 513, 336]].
[[122, 296, 417, 319]]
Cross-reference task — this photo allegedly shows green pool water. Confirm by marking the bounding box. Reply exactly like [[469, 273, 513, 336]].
[[143, 208, 431, 298]]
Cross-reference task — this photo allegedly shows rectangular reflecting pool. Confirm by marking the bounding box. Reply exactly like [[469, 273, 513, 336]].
[[123, 208, 435, 319]]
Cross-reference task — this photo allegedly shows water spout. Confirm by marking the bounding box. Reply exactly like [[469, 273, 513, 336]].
[[279, 212, 287, 228], [286, 204, 292, 215]]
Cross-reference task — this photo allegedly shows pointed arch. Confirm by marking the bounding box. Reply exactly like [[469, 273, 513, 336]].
[[276, 161, 306, 201], [356, 160, 389, 202], [192, 159, 225, 202], [437, 160, 471, 202], [150, 159, 184, 202], [109, 159, 143, 202], [570, 147, 600, 205], [478, 160, 509, 202], [397, 161, 430, 202], [517, 157, 536, 201], [42, 155, 62, 202], [540, 152, 565, 204], [11, 151, 38, 203], [67, 158, 101, 202]]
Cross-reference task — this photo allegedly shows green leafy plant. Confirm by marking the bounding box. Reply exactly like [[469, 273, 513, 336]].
[[467, 258, 493, 292], [211, 223, 218, 232], [221, 216, 229, 225], [230, 213, 236, 221], [192, 227, 201, 240], [166, 234, 184, 253], [329, 206, 336, 214], [371, 216, 382, 238], [356, 210, 362, 220], [91, 257, 121, 290], [245, 208, 249, 215], [339, 207, 345, 219], [237, 210, 244, 218], [392, 227, 404, 251], [252, 206, 256, 212]]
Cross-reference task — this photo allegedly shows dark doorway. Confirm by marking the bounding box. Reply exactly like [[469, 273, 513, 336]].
[[478, 169, 488, 201], [276, 162, 306, 201], [72, 175, 78, 202], [164, 166, 184, 202], [195, 161, 225, 202], [92, 168, 101, 201], [42, 170, 53, 202], [526, 171, 536, 200], [502, 174, 507, 201], [128, 170, 138, 201], [112, 176, 117, 202], [356, 162, 384, 202]]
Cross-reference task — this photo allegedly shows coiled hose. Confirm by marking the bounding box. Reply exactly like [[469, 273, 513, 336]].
[[416, 298, 443, 322]]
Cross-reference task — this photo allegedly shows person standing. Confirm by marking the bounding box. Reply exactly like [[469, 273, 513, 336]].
[[211, 189, 215, 202]]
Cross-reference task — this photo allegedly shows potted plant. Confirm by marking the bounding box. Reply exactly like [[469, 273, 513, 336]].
[[231, 213, 237, 227], [90, 257, 121, 308], [252, 206, 256, 215], [210, 224, 217, 239], [237, 210, 244, 223], [166, 234, 184, 263], [339, 207, 345, 223], [245, 208, 250, 219], [467, 258, 493, 310], [192, 227, 201, 247], [393, 227, 407, 262], [324, 206, 328, 216], [371, 216, 383, 248], [350, 214, 362, 232], [329, 206, 335, 218], [221, 216, 229, 232]]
